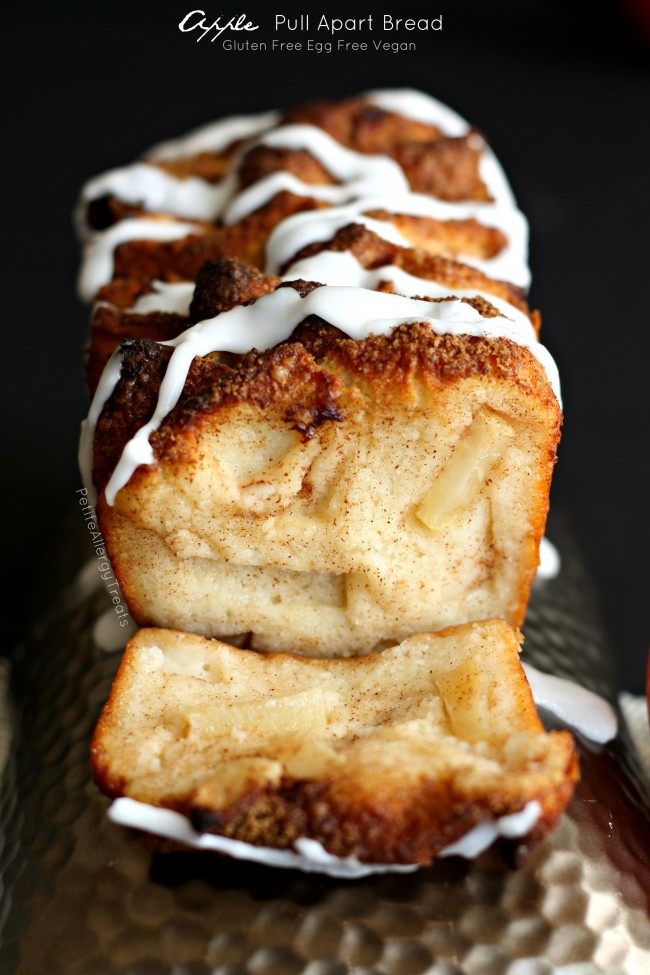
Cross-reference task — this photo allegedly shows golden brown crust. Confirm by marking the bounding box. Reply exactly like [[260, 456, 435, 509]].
[[82, 94, 559, 661], [82, 95, 488, 243], [83, 95, 569, 868], [189, 258, 281, 322], [90, 244, 531, 385], [86, 224, 537, 392], [280, 97, 487, 199], [181, 760, 577, 864], [92, 309, 555, 498], [283, 223, 532, 320], [238, 145, 336, 189], [81, 99, 444, 231], [91, 293, 559, 657], [109, 193, 324, 285], [368, 209, 508, 260], [94, 278, 158, 310], [85, 306, 187, 395], [153, 151, 234, 183], [393, 136, 489, 201], [86, 260, 282, 392], [281, 96, 445, 151], [78, 91, 517, 396], [92, 339, 339, 492], [94, 341, 180, 495], [309, 321, 549, 393]]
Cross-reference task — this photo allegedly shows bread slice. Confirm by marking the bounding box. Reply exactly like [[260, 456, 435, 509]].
[[93, 285, 560, 656], [91, 621, 577, 866]]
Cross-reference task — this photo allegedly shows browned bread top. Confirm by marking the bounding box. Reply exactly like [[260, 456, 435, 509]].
[[91, 281, 554, 498]]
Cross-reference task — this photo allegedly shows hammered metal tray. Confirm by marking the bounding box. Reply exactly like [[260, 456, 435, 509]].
[[2, 513, 650, 975]]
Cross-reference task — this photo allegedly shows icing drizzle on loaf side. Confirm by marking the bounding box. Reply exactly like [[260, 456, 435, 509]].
[[108, 797, 543, 877], [76, 88, 531, 295]]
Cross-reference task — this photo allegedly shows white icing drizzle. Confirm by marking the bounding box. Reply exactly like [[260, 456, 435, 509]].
[[535, 537, 561, 581], [366, 88, 517, 210], [77, 89, 529, 299], [108, 796, 541, 876], [79, 348, 124, 504], [438, 801, 541, 858], [365, 88, 469, 137], [78, 219, 200, 302], [93, 608, 134, 653], [282, 250, 529, 327], [94, 285, 560, 506], [124, 281, 195, 317], [78, 163, 235, 227], [146, 110, 280, 161], [222, 124, 410, 225], [72, 558, 105, 599], [476, 152, 518, 213], [265, 199, 409, 271], [522, 663, 618, 744], [265, 193, 530, 287], [232, 169, 381, 225]]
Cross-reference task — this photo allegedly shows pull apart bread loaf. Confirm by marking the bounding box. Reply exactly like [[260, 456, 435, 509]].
[[80, 89, 574, 866]]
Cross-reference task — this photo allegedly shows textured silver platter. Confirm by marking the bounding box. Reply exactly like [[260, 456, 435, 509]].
[[2, 512, 650, 975]]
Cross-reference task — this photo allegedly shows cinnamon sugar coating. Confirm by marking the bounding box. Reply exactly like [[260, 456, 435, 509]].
[[87, 241, 537, 392]]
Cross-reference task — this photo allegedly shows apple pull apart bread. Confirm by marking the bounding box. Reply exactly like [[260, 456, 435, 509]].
[[79, 89, 561, 657], [91, 622, 577, 866]]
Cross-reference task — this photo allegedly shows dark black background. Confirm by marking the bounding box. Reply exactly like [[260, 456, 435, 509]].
[[4, 1, 649, 691]]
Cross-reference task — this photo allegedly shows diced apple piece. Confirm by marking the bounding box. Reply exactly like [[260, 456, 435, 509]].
[[416, 411, 514, 531], [185, 687, 328, 738], [435, 658, 499, 744]]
